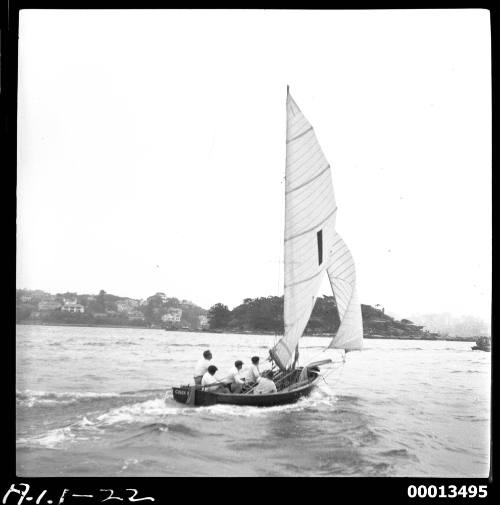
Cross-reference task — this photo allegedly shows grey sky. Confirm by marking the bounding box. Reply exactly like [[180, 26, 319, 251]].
[[17, 10, 491, 322]]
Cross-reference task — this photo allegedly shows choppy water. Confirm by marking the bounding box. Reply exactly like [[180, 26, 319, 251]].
[[16, 324, 490, 477]]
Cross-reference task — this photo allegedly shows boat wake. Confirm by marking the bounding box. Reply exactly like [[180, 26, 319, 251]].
[[16, 388, 165, 408], [17, 398, 174, 449], [17, 382, 341, 450]]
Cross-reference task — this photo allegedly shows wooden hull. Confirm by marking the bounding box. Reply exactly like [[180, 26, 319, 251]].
[[171, 371, 321, 407]]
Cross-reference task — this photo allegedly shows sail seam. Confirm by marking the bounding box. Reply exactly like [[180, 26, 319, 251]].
[[287, 148, 324, 176], [288, 116, 308, 132], [288, 149, 324, 177], [287, 143, 320, 170], [332, 281, 351, 301], [285, 183, 332, 221], [285, 176, 331, 215], [330, 237, 343, 249], [330, 270, 356, 283], [285, 165, 330, 195], [331, 255, 353, 272], [285, 207, 337, 242], [284, 267, 325, 289], [286, 126, 314, 144], [330, 248, 350, 263], [333, 289, 349, 308], [335, 263, 355, 279], [288, 144, 323, 168], [285, 198, 336, 239]]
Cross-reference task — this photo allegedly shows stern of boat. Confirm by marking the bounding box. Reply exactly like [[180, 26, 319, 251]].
[[171, 386, 218, 406]]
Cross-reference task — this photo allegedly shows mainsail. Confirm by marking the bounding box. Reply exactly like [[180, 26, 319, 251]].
[[270, 88, 363, 370]]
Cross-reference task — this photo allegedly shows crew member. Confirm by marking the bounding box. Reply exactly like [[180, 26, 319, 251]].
[[252, 376, 277, 394], [243, 356, 261, 385], [193, 350, 212, 385], [201, 365, 227, 393], [224, 360, 246, 394]]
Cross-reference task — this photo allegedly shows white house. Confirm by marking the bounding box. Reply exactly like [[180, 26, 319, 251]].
[[61, 303, 85, 313], [198, 315, 209, 329], [161, 307, 182, 323]]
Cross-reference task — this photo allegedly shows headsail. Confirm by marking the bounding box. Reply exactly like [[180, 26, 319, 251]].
[[269, 88, 363, 370], [326, 232, 363, 351]]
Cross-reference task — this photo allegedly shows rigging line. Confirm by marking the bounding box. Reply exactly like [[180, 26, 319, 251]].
[[305, 348, 334, 365], [278, 86, 287, 302], [277, 176, 285, 298], [322, 354, 347, 385]]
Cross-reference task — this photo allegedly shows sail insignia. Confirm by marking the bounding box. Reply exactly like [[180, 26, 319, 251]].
[[317, 230, 323, 265]]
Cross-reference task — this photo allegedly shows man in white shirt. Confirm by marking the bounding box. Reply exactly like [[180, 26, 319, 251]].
[[243, 356, 261, 385], [201, 365, 227, 393], [224, 360, 246, 394], [193, 350, 212, 385], [252, 376, 277, 395]]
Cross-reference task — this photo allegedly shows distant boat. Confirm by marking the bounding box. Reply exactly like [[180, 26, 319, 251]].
[[172, 87, 363, 407], [471, 336, 491, 352]]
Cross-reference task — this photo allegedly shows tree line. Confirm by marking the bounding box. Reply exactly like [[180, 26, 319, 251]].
[[207, 295, 342, 334], [206, 295, 437, 338]]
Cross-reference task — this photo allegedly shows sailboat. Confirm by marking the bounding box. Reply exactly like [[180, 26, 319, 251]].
[[471, 336, 490, 352], [172, 87, 363, 407]]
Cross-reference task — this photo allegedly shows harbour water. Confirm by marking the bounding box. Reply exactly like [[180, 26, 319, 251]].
[[16, 324, 490, 477]]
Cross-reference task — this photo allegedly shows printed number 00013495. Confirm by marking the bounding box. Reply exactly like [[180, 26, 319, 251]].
[[408, 485, 487, 498]]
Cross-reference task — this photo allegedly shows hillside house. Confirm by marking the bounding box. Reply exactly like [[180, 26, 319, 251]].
[[38, 301, 62, 311], [198, 315, 209, 329], [62, 303, 85, 313], [162, 308, 182, 323], [128, 311, 145, 321], [116, 299, 140, 313]]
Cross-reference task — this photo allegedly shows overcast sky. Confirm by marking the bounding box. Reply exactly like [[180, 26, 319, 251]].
[[17, 9, 491, 322]]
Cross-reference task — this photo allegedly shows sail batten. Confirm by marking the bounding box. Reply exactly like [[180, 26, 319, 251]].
[[269, 89, 363, 370], [284, 207, 337, 242], [287, 126, 314, 144], [285, 164, 330, 194]]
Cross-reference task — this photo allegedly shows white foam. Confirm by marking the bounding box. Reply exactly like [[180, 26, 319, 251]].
[[198, 387, 337, 417], [17, 389, 121, 399], [120, 458, 139, 471], [95, 399, 183, 426], [79, 416, 96, 427], [200, 402, 306, 417], [33, 426, 75, 448], [17, 413, 108, 449], [16, 389, 124, 407]]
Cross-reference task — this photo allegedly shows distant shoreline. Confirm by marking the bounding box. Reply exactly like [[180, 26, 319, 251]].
[[16, 321, 476, 342]]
